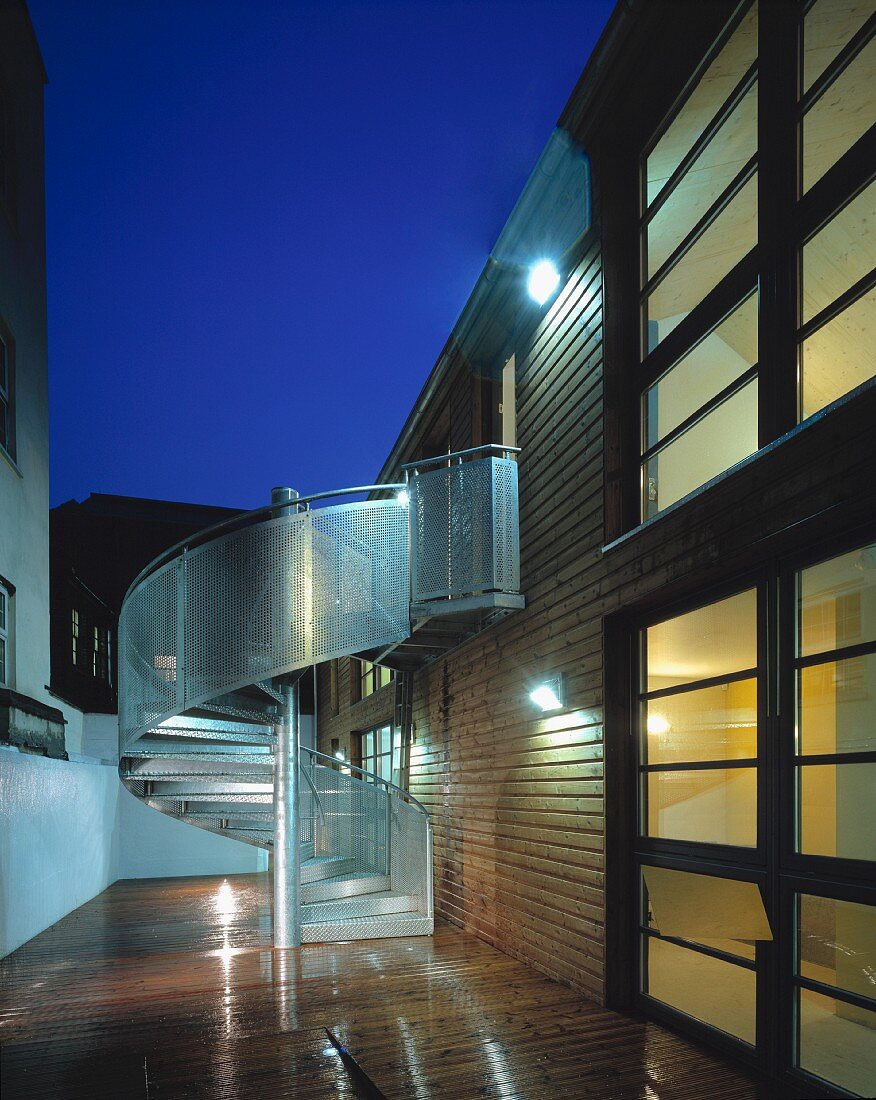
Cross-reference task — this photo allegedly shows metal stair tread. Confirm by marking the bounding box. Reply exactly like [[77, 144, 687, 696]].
[[301, 915, 434, 943]]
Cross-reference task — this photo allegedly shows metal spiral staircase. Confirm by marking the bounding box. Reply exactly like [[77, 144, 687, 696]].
[[118, 447, 522, 946]]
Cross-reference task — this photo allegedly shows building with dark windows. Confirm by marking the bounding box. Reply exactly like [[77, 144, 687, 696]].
[[49, 493, 241, 715], [315, 3, 876, 1095]]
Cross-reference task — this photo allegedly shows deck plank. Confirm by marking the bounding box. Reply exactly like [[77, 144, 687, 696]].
[[0, 873, 776, 1099]]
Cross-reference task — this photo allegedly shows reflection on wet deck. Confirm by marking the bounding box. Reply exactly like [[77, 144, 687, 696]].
[[0, 873, 775, 1098]]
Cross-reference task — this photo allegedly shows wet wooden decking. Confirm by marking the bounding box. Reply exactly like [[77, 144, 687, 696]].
[[0, 873, 777, 1098]]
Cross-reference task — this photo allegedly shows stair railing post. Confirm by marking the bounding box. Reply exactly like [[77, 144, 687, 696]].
[[272, 486, 301, 949]]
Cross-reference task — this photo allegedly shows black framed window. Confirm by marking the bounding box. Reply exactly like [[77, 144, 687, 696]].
[[797, 0, 876, 422], [639, 2, 759, 520], [0, 581, 9, 687], [360, 722, 393, 783], [357, 659, 393, 700], [0, 326, 14, 462], [633, 0, 875, 525], [631, 531, 876, 1094], [93, 625, 111, 684]]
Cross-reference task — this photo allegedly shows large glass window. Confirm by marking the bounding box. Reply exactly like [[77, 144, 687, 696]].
[[640, 865, 767, 1044], [640, 588, 758, 847], [631, 0, 876, 526], [633, 543, 876, 1090], [801, 1, 876, 192], [795, 893, 876, 1096], [360, 723, 393, 783], [795, 542, 876, 862], [798, 2, 876, 420], [642, 293, 758, 517], [643, 4, 757, 353], [639, 4, 759, 520], [357, 659, 393, 700]]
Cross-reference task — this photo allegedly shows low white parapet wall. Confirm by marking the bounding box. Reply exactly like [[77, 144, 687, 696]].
[[0, 748, 263, 959]]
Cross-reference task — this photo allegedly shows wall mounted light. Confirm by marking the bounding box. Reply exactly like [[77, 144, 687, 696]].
[[527, 260, 560, 305], [334, 751, 345, 761], [530, 675, 564, 712]]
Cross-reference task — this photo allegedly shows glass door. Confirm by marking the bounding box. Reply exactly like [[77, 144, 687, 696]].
[[635, 583, 770, 1059], [781, 540, 876, 1097]]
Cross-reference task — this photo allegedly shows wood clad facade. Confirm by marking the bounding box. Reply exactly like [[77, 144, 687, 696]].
[[316, 5, 876, 1092]]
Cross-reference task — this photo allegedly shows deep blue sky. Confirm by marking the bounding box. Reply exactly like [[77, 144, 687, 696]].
[[29, 0, 613, 510]]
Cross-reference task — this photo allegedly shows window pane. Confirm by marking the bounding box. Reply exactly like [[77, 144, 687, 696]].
[[644, 679, 757, 765], [645, 934, 756, 1043], [0, 637, 5, 685], [798, 894, 876, 1000], [643, 866, 768, 955], [646, 175, 758, 352], [647, 85, 757, 280], [802, 181, 876, 324], [646, 588, 757, 692], [646, 3, 758, 205], [798, 654, 876, 755], [804, 0, 875, 93], [798, 988, 876, 1096], [643, 293, 757, 451], [803, 34, 876, 192], [801, 287, 876, 418], [643, 378, 758, 517], [798, 543, 876, 656], [798, 763, 876, 860], [646, 767, 757, 846]]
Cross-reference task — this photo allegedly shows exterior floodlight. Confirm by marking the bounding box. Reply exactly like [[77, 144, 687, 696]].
[[397, 489, 410, 507], [528, 260, 560, 305], [530, 676, 564, 712]]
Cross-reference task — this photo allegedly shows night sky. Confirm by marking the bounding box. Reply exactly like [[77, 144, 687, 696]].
[[28, 0, 614, 510]]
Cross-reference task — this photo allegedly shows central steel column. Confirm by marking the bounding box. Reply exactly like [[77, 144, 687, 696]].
[[272, 486, 301, 949]]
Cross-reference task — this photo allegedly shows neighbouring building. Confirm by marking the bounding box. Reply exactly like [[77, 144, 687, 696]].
[[50, 493, 241, 721], [0, 2, 264, 960], [315, 2, 876, 1096], [0, 0, 65, 756]]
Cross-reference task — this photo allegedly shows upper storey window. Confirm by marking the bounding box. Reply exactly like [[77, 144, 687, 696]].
[[636, 0, 875, 523], [640, 3, 759, 520], [798, 0, 876, 420]]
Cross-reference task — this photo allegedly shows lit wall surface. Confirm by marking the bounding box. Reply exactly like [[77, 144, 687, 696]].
[[0, 750, 261, 958]]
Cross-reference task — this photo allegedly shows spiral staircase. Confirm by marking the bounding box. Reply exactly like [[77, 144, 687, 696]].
[[117, 447, 522, 944]]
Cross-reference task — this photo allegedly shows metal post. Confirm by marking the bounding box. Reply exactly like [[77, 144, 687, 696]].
[[272, 486, 301, 949]]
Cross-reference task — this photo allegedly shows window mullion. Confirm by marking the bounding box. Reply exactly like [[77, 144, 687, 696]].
[[756, 0, 800, 446]]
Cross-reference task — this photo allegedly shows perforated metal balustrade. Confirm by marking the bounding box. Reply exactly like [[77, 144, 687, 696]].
[[118, 449, 519, 943]]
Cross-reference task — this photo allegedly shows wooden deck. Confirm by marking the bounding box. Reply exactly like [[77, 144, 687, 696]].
[[0, 873, 776, 1099]]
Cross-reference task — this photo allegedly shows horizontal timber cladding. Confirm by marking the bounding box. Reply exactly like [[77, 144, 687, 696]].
[[408, 237, 610, 1000], [402, 219, 876, 1003], [316, 657, 395, 763]]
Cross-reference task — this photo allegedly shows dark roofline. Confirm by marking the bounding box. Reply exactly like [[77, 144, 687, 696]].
[[375, 0, 632, 484], [52, 492, 243, 522], [20, 1, 49, 84]]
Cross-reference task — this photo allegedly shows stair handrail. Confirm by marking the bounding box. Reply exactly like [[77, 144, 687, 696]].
[[123, 482, 407, 604], [401, 442, 520, 472], [302, 745, 429, 819]]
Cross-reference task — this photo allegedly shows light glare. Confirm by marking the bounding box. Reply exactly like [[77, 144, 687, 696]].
[[530, 684, 562, 711], [397, 489, 410, 506], [528, 260, 560, 305], [647, 714, 670, 736]]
